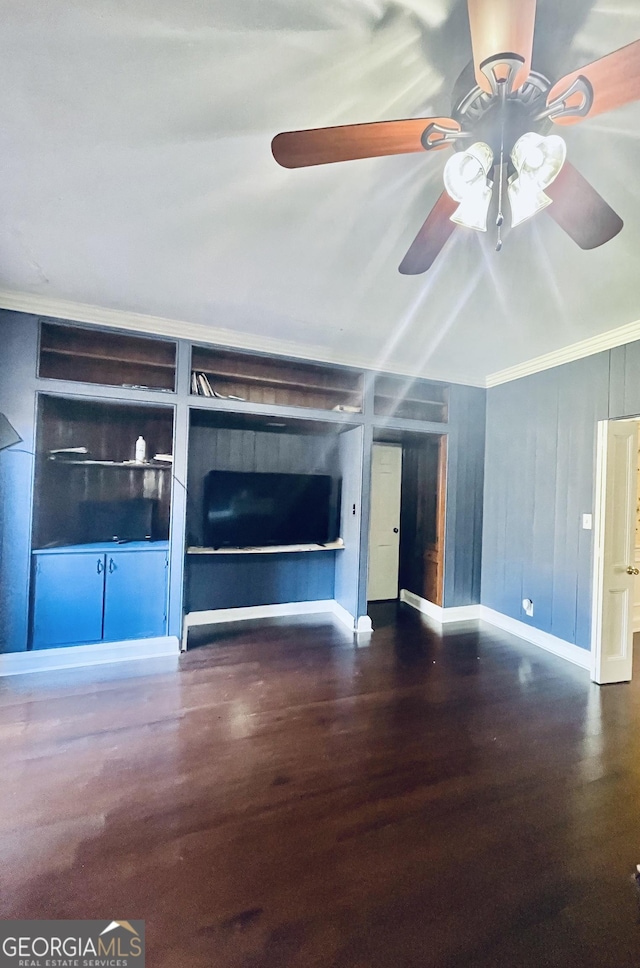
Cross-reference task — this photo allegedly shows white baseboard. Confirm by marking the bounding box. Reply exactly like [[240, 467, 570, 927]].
[[399, 590, 591, 671], [182, 599, 360, 648], [478, 607, 591, 670], [0, 636, 180, 677], [331, 601, 360, 632], [400, 589, 481, 624]]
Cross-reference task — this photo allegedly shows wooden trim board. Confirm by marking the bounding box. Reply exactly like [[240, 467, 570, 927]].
[[0, 636, 180, 677]]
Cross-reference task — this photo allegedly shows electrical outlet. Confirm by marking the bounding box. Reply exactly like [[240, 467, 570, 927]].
[[522, 598, 534, 617]]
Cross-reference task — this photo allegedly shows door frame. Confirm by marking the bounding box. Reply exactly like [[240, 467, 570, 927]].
[[367, 430, 447, 608], [590, 417, 638, 683]]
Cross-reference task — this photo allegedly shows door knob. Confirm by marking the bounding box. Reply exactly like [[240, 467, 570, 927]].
[[393, 527, 399, 533], [626, 566, 639, 575]]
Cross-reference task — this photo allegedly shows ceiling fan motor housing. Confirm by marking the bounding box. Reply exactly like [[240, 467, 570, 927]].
[[451, 66, 553, 166]]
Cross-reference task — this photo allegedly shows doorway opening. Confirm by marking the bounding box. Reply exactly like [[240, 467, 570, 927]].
[[367, 431, 446, 608], [591, 417, 640, 684]]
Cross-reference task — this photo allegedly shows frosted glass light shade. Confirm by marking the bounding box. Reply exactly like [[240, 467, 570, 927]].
[[508, 174, 552, 227], [508, 132, 567, 227], [451, 183, 493, 232], [443, 142, 493, 231], [443, 142, 493, 202], [511, 132, 566, 190]]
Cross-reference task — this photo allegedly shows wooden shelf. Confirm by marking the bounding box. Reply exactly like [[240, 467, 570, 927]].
[[195, 368, 360, 395], [41, 347, 175, 369], [39, 322, 177, 391], [373, 392, 445, 407], [191, 346, 364, 413], [373, 374, 448, 423]]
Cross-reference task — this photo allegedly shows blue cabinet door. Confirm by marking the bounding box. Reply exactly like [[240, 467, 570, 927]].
[[32, 553, 105, 649], [102, 550, 168, 641]]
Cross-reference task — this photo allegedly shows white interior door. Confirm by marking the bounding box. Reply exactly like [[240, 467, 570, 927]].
[[367, 443, 402, 601], [592, 419, 638, 684]]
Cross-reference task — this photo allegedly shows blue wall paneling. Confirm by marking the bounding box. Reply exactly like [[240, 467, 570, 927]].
[[482, 353, 610, 650], [0, 313, 38, 653], [185, 551, 336, 612], [166, 339, 191, 639], [334, 425, 365, 622], [444, 383, 486, 608]]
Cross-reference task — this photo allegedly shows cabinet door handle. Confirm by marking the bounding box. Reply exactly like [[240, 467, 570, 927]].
[[97, 558, 104, 574], [108, 557, 116, 574]]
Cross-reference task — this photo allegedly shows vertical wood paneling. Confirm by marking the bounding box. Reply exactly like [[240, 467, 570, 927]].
[[334, 427, 364, 622], [185, 552, 335, 611], [0, 313, 38, 653], [528, 369, 559, 633], [483, 353, 609, 650], [444, 384, 485, 607], [166, 339, 192, 638], [610, 340, 640, 419]]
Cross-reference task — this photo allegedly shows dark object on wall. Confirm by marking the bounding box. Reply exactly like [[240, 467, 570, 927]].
[[0, 413, 21, 451], [78, 498, 157, 544], [203, 470, 338, 548]]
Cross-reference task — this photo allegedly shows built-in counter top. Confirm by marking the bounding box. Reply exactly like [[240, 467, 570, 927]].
[[33, 541, 170, 555], [187, 540, 344, 556]]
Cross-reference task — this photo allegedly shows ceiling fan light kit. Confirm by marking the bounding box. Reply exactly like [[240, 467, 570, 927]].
[[272, 0, 637, 273], [443, 141, 494, 232], [507, 131, 567, 227]]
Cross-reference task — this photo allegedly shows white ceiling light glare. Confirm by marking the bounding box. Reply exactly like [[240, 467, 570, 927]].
[[508, 132, 567, 228], [443, 142, 494, 232]]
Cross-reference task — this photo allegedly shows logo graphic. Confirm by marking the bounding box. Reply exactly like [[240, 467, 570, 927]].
[[100, 922, 139, 937], [0, 920, 145, 968]]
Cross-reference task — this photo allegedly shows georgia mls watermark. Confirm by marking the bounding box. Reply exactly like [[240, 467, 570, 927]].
[[0, 921, 145, 968]]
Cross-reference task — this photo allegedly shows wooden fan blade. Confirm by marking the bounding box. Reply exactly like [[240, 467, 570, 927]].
[[467, 0, 537, 94], [547, 39, 640, 125], [398, 192, 458, 275], [271, 118, 460, 168], [546, 162, 623, 249]]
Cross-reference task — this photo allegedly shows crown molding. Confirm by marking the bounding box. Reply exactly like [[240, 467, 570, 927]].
[[0, 288, 484, 387], [486, 316, 640, 387]]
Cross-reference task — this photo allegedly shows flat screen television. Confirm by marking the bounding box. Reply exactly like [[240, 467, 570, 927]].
[[203, 470, 339, 548], [78, 498, 157, 543]]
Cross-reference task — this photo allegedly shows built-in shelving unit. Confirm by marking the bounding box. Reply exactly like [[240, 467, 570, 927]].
[[373, 374, 448, 423], [39, 321, 177, 391], [33, 395, 175, 549], [191, 345, 363, 413]]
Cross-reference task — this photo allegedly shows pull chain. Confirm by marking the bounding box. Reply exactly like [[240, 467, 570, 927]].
[[496, 79, 507, 252]]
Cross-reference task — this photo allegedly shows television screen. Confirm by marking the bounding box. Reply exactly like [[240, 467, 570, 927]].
[[203, 470, 339, 548], [78, 498, 157, 543]]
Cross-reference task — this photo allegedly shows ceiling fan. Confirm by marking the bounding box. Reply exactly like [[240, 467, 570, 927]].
[[271, 0, 640, 274]]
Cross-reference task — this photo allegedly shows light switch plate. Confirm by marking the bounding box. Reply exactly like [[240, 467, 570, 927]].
[[582, 513, 593, 530]]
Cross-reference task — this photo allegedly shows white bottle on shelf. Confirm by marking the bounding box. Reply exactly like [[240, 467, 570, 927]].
[[135, 435, 146, 463]]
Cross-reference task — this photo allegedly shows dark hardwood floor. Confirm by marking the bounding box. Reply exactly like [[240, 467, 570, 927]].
[[1, 604, 640, 967]]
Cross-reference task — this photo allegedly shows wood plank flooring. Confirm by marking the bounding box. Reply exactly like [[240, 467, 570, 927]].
[[1, 603, 640, 967]]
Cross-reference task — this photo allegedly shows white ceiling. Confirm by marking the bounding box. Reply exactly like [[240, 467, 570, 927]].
[[1, 0, 640, 385]]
